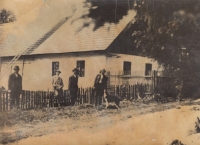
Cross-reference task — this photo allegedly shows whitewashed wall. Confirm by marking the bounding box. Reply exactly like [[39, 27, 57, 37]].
[[105, 53, 159, 73], [0, 53, 106, 91], [105, 53, 161, 85], [0, 53, 162, 90]]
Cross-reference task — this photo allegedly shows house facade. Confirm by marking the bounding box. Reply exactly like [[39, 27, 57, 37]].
[[0, 5, 161, 91], [0, 51, 159, 91]]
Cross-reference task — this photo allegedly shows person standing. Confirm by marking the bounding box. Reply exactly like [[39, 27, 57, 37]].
[[8, 66, 22, 109], [94, 69, 108, 106], [52, 69, 64, 107], [68, 68, 79, 106]]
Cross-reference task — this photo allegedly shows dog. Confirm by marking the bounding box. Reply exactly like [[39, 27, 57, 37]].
[[103, 90, 122, 109]]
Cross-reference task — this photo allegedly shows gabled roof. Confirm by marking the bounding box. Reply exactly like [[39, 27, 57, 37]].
[[0, 1, 135, 57]]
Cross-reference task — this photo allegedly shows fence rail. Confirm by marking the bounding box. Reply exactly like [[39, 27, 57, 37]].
[[0, 71, 177, 111], [0, 83, 159, 111]]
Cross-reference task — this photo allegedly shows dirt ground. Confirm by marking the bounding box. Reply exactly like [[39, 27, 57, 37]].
[[0, 99, 200, 145]]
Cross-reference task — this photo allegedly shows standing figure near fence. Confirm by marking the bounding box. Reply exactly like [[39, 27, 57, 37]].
[[68, 68, 79, 106], [175, 79, 183, 102], [52, 69, 64, 107], [8, 66, 22, 109], [94, 69, 108, 106]]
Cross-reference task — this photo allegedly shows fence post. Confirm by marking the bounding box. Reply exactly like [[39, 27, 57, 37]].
[[84, 88, 87, 104], [44, 91, 47, 107], [77, 88, 79, 105], [49, 92, 53, 107], [40, 91, 44, 108], [28, 91, 31, 109], [27, 91, 29, 110], [79, 88, 81, 104], [128, 85, 131, 100], [2, 91, 5, 111], [0, 91, 2, 111], [37, 91, 40, 108], [66, 90, 69, 105], [33, 91, 35, 109], [134, 85, 136, 100], [89, 87, 92, 104], [43, 91, 46, 107], [117, 85, 121, 97], [41, 91, 43, 107], [114, 85, 116, 96], [44, 91, 48, 108], [24, 91, 27, 110], [153, 70, 156, 94], [92, 87, 95, 105], [35, 91, 38, 108], [5, 91, 8, 111], [31, 91, 34, 108], [126, 85, 128, 100], [28, 91, 30, 109], [130, 85, 133, 100], [48, 91, 51, 108], [82, 88, 84, 104]]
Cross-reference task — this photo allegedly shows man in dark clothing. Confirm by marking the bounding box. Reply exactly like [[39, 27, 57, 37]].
[[68, 68, 79, 106], [8, 66, 22, 109], [94, 69, 108, 106]]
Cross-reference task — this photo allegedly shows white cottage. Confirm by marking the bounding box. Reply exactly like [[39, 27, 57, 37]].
[[0, 3, 160, 91]]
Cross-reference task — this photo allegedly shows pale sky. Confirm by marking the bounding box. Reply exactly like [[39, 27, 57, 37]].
[[0, 0, 43, 18]]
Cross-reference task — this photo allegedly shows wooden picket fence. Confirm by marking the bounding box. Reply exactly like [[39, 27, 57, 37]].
[[0, 82, 172, 111], [0, 88, 95, 111], [107, 83, 153, 100]]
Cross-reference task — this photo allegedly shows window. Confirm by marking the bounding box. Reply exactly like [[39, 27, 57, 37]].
[[123, 61, 131, 75], [77, 60, 85, 77], [52, 62, 59, 76], [145, 63, 152, 76]]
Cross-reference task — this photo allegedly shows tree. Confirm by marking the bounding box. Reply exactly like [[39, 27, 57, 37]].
[[132, 0, 200, 98], [0, 9, 16, 24], [84, 0, 135, 30], [84, 0, 200, 98]]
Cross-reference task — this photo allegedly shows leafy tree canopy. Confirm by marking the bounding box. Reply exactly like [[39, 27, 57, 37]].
[[84, 0, 135, 30], [0, 9, 16, 24], [133, 0, 200, 97], [84, 0, 200, 97]]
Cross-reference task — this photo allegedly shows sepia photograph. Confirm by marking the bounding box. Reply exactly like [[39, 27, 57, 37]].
[[0, 0, 200, 144]]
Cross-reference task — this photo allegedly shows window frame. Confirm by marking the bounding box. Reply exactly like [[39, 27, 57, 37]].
[[123, 61, 131, 75], [52, 62, 59, 76], [145, 63, 152, 76], [76, 60, 85, 77]]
